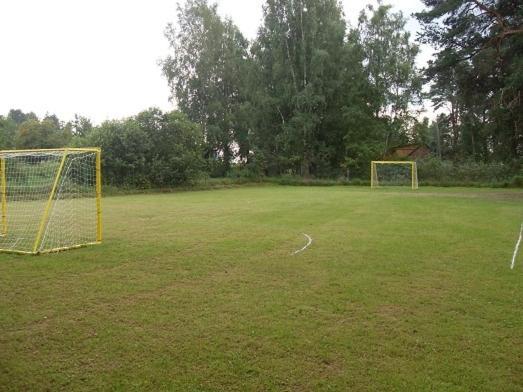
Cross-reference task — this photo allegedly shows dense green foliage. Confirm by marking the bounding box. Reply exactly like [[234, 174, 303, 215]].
[[250, 0, 350, 176], [162, 0, 427, 178], [417, 156, 521, 186], [1, 108, 206, 187], [1, 187, 522, 390], [0, 109, 71, 150], [81, 109, 206, 187], [417, 0, 523, 162], [160, 0, 520, 179], [1, 0, 521, 185], [163, 0, 251, 176]]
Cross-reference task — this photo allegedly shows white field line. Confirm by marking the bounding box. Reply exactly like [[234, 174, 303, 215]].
[[510, 223, 523, 270], [293, 233, 312, 255]]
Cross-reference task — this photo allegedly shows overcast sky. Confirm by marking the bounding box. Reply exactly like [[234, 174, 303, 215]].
[[0, 0, 432, 124]]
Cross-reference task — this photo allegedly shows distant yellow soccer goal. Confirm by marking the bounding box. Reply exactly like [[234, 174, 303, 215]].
[[0, 148, 102, 255], [370, 161, 418, 190]]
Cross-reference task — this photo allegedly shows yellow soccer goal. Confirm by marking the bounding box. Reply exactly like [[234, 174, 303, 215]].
[[371, 161, 418, 190], [0, 148, 102, 254]]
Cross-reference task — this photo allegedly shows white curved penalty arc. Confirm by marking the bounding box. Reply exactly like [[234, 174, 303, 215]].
[[510, 222, 523, 270], [293, 233, 313, 255]]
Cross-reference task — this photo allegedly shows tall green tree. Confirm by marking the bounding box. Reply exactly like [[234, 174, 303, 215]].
[[339, 29, 385, 176], [252, 0, 349, 177], [357, 4, 422, 153], [417, 0, 523, 161], [7, 109, 37, 125], [0, 116, 16, 149], [15, 118, 71, 149], [162, 0, 250, 176], [72, 115, 93, 137]]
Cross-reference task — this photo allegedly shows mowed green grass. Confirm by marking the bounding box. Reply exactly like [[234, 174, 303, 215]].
[[1, 186, 522, 391]]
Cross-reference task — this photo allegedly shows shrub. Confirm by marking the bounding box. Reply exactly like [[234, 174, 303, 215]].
[[86, 109, 206, 187], [417, 157, 519, 186]]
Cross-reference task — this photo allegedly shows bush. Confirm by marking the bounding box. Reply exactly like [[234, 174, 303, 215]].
[[510, 174, 523, 188], [417, 157, 520, 186], [85, 109, 206, 187]]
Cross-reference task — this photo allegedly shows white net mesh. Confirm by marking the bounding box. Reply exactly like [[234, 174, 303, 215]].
[[0, 150, 100, 254], [372, 162, 418, 189]]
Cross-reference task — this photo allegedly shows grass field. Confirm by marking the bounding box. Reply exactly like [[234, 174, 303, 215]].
[[1, 185, 522, 391]]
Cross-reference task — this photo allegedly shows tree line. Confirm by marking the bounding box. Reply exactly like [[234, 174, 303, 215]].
[[1, 0, 521, 186], [0, 108, 206, 187], [162, 0, 521, 179]]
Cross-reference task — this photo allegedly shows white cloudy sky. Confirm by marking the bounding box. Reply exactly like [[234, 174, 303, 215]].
[[0, 0, 432, 124]]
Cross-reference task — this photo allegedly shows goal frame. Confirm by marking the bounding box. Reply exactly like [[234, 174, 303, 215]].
[[0, 147, 102, 255], [370, 161, 418, 190]]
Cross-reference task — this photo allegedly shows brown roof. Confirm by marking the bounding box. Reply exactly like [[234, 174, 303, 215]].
[[388, 144, 431, 159]]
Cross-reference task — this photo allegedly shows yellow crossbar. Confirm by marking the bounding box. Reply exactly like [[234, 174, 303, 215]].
[[0, 147, 99, 154], [371, 161, 415, 164]]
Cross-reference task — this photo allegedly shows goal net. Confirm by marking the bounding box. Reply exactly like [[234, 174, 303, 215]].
[[371, 161, 418, 189], [0, 148, 102, 254]]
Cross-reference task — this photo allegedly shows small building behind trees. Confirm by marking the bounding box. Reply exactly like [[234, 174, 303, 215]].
[[386, 144, 431, 160]]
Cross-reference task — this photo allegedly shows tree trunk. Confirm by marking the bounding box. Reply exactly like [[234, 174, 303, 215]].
[[301, 156, 311, 178]]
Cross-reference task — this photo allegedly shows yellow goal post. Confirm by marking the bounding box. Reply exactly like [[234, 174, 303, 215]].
[[370, 161, 418, 190], [0, 147, 102, 255]]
